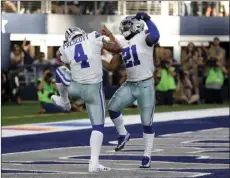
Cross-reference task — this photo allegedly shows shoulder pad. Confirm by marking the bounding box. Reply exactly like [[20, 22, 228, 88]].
[[94, 31, 102, 38]]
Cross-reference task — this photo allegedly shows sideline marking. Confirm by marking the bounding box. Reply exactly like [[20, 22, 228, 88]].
[[1, 168, 89, 175]]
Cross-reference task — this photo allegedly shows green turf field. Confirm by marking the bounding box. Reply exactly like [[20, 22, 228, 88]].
[[1, 102, 228, 126]]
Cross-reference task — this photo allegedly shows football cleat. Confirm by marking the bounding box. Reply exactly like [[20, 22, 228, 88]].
[[51, 95, 71, 112], [115, 133, 130, 152], [88, 162, 111, 172], [139, 156, 151, 168]]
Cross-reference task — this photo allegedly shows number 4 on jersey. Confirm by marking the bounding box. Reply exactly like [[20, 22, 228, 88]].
[[122, 45, 141, 68], [74, 44, 90, 68]]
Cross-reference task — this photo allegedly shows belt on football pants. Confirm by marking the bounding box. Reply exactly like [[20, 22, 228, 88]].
[[126, 77, 153, 85]]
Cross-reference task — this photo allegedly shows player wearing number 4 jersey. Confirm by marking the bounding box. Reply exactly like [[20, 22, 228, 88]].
[[102, 12, 160, 168], [51, 27, 122, 172]]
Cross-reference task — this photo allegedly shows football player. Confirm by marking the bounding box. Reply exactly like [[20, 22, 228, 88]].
[[51, 27, 122, 172], [102, 12, 160, 168]]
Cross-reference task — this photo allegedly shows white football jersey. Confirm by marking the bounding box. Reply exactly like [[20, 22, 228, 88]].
[[117, 31, 154, 82], [59, 31, 104, 84]]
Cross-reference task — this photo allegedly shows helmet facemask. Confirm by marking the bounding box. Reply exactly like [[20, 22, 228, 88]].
[[119, 17, 144, 38], [119, 19, 133, 38]]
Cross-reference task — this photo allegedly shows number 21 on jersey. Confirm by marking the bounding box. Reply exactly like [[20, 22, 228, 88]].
[[122, 45, 141, 68], [74, 44, 90, 68]]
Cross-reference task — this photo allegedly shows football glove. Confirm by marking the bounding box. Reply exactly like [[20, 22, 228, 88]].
[[135, 12, 151, 22]]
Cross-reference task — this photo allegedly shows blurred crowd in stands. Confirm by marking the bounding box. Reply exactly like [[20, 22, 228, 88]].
[[154, 38, 228, 106], [2, 1, 229, 16], [2, 37, 229, 114], [1, 1, 118, 15], [182, 1, 229, 16]]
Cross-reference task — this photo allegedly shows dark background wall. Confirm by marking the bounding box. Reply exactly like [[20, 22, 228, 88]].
[[2, 13, 46, 34], [1, 33, 11, 71], [180, 16, 229, 35], [2, 14, 229, 35]]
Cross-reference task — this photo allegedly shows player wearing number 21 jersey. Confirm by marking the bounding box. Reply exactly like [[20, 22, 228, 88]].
[[102, 12, 160, 168], [51, 27, 122, 172]]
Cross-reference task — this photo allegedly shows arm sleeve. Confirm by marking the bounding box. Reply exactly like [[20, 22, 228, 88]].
[[145, 19, 160, 45]]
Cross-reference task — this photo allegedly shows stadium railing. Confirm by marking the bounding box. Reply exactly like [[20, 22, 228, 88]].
[[1, 1, 228, 16]]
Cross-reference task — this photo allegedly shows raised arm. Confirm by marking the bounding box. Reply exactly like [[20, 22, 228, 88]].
[[135, 12, 160, 46], [102, 25, 117, 43], [101, 25, 123, 53]]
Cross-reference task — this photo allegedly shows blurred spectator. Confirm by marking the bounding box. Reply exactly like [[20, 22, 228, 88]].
[[100, 2, 116, 15], [10, 44, 25, 67], [197, 46, 208, 65], [9, 39, 35, 104], [2, 71, 10, 104], [10, 72, 22, 104], [82, 1, 94, 15], [22, 39, 35, 59], [3, 0, 17, 12], [33, 52, 49, 65], [52, 1, 64, 14], [181, 42, 199, 94], [174, 69, 199, 104], [208, 37, 226, 66], [155, 58, 176, 105], [50, 50, 62, 78], [33, 52, 50, 78], [153, 43, 162, 66], [163, 48, 178, 65], [191, 1, 199, 16], [203, 2, 217, 16], [50, 50, 62, 66], [37, 67, 64, 113], [10, 39, 34, 67], [67, 1, 80, 14], [220, 1, 229, 16], [204, 57, 227, 104], [182, 1, 191, 16]]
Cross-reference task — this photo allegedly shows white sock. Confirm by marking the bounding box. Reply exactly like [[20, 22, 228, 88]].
[[56, 83, 69, 103], [90, 130, 103, 165], [112, 114, 127, 136], [143, 133, 155, 157]]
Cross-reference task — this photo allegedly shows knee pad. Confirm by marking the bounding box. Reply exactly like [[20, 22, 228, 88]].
[[108, 110, 121, 120], [143, 125, 155, 134], [56, 66, 71, 86], [92, 124, 104, 133]]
